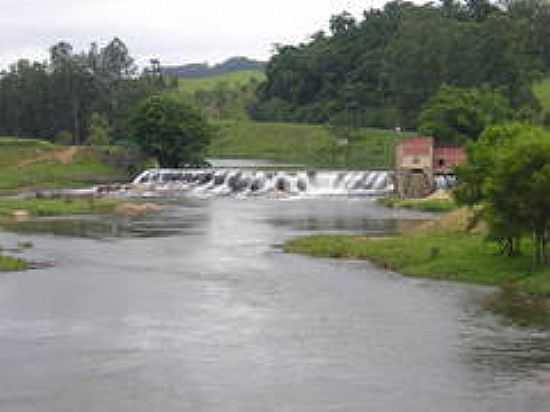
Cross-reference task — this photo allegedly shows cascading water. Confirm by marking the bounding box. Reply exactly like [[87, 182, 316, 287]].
[[434, 175, 457, 190], [132, 169, 395, 197]]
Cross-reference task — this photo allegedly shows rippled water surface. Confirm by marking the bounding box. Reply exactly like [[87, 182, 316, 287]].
[[1, 197, 550, 411]]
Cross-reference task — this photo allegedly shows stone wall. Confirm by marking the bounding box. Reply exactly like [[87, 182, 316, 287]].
[[396, 170, 434, 199]]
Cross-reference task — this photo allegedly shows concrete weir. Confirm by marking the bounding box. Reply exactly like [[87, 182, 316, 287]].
[[132, 169, 395, 197]]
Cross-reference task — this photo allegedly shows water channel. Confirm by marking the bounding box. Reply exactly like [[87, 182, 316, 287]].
[[1, 194, 550, 411]]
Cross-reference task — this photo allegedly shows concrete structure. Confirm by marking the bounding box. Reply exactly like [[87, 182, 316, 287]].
[[395, 137, 466, 198]]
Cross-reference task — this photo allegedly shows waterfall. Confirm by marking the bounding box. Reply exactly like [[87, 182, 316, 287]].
[[132, 169, 395, 197], [434, 175, 457, 190]]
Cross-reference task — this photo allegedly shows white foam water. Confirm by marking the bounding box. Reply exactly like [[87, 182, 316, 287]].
[[132, 169, 395, 197]]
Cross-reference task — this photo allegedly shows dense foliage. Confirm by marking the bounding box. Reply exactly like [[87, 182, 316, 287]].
[[418, 86, 513, 144], [456, 123, 550, 264], [190, 76, 261, 121], [130, 95, 214, 168], [252, 0, 550, 131], [0, 38, 173, 144]]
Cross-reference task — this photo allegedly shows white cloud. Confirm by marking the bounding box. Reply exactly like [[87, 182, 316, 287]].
[[0, 0, 386, 69]]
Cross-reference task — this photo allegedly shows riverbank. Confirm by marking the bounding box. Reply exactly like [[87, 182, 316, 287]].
[[0, 254, 28, 271], [0, 197, 164, 271], [376, 194, 457, 213], [0, 197, 121, 271], [0, 197, 122, 219], [0, 137, 141, 193], [285, 209, 550, 298]]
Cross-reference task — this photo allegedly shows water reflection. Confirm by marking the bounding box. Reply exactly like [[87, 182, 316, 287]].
[[1, 197, 550, 411], [264, 216, 425, 234], [0, 202, 209, 239]]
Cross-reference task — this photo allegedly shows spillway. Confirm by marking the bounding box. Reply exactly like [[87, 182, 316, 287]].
[[132, 169, 395, 197]]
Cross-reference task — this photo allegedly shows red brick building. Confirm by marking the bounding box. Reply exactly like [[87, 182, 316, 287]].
[[395, 137, 466, 175], [395, 137, 466, 198], [433, 147, 467, 175]]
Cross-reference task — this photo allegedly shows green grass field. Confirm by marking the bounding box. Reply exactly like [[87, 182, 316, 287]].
[[177, 70, 265, 94], [0, 137, 133, 192], [210, 120, 414, 169], [169, 69, 414, 169]]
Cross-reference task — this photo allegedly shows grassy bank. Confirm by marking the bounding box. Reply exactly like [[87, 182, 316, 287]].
[[0, 197, 121, 219], [285, 209, 550, 298], [0, 254, 28, 272], [209, 120, 414, 169], [0, 137, 136, 193], [376, 196, 458, 213]]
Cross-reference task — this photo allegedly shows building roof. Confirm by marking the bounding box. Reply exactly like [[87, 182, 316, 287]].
[[397, 137, 434, 156], [433, 147, 467, 173]]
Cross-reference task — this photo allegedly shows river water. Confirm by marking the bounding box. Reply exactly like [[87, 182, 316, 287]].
[[1, 197, 550, 411]]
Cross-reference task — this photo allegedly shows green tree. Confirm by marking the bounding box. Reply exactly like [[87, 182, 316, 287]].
[[418, 86, 512, 144], [87, 113, 111, 146], [252, 0, 541, 129], [0, 37, 170, 144], [130, 95, 213, 167], [456, 123, 550, 264]]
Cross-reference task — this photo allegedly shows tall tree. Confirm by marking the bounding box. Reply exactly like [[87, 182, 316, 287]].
[[129, 95, 213, 168], [418, 86, 513, 144]]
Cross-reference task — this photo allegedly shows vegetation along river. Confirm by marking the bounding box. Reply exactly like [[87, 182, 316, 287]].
[[1, 196, 550, 411]]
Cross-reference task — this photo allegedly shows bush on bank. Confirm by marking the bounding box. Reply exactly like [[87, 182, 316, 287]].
[[0, 254, 28, 272]]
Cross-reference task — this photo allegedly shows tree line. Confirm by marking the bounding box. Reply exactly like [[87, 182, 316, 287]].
[[0, 38, 175, 145], [250, 0, 550, 132]]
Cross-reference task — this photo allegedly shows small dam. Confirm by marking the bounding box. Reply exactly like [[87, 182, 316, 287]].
[[132, 169, 394, 197]]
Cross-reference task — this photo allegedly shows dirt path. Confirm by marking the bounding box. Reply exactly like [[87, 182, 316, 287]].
[[17, 147, 80, 167]]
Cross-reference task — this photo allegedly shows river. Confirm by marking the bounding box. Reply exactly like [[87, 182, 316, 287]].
[[1, 196, 550, 411]]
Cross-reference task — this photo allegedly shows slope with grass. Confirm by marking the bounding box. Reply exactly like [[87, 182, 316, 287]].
[[0, 137, 136, 193], [177, 70, 265, 94], [167, 70, 413, 169], [210, 120, 414, 169], [285, 208, 550, 298]]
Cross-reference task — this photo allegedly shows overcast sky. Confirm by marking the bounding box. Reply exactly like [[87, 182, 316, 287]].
[[0, 0, 389, 69]]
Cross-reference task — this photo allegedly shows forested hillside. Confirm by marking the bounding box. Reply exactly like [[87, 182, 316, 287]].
[[170, 70, 265, 120], [252, 0, 550, 129]]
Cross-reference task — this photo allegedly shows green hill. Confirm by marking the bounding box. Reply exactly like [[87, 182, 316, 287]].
[[162, 57, 266, 79], [171, 70, 412, 169], [209, 121, 414, 169], [177, 70, 265, 95]]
